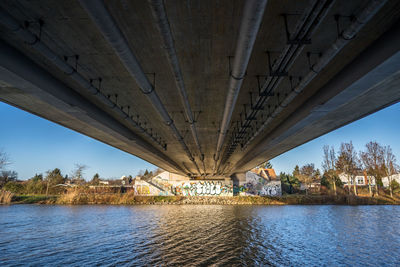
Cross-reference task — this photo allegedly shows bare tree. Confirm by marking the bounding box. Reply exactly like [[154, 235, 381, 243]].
[[71, 164, 88, 184], [0, 149, 9, 170], [360, 141, 384, 196], [322, 145, 337, 195], [336, 141, 360, 196], [382, 145, 398, 198]]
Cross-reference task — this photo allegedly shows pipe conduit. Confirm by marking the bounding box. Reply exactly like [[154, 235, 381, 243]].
[[0, 8, 167, 150], [214, 0, 268, 171], [241, 0, 388, 149], [232, 0, 332, 148], [218, 0, 333, 171], [148, 0, 206, 174], [79, 0, 201, 175]]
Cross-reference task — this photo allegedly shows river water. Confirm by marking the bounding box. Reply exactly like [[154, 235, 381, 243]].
[[1, 205, 399, 266]]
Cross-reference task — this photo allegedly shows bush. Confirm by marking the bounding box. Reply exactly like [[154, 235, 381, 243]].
[[391, 180, 400, 193], [25, 180, 47, 194], [2, 181, 25, 194]]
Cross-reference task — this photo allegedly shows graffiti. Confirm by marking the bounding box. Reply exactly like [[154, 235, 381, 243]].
[[170, 181, 233, 196], [235, 172, 282, 196], [133, 170, 281, 197], [135, 185, 151, 195]]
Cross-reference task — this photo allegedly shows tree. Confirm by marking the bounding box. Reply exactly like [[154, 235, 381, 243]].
[[31, 173, 43, 182], [71, 164, 88, 184], [298, 163, 318, 195], [0, 170, 18, 187], [0, 149, 9, 170], [91, 173, 100, 185], [382, 145, 398, 198], [293, 165, 300, 178], [360, 141, 384, 196], [26, 174, 46, 194], [258, 161, 273, 169], [322, 145, 338, 195], [280, 172, 300, 194], [45, 168, 65, 195], [336, 141, 360, 196]]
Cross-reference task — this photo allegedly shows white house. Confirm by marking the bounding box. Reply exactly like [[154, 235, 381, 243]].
[[382, 174, 400, 187], [338, 173, 375, 186]]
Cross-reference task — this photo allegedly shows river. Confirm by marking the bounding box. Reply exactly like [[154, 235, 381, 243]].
[[1, 205, 399, 266]]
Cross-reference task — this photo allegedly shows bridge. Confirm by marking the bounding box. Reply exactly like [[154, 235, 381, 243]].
[[0, 0, 399, 178]]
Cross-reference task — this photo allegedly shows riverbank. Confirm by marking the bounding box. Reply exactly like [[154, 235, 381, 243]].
[[3, 191, 400, 205]]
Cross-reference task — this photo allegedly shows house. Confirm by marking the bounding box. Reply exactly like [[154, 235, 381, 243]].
[[240, 169, 282, 196], [99, 180, 109, 185], [251, 168, 278, 181], [338, 171, 376, 186], [382, 174, 400, 187], [300, 180, 321, 193]]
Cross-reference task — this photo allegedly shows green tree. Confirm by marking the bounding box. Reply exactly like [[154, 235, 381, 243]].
[[258, 161, 273, 169], [31, 173, 43, 182], [91, 173, 100, 185], [280, 172, 300, 194], [293, 165, 300, 178], [3, 181, 24, 194], [0, 170, 18, 187], [25, 173, 46, 194], [45, 168, 65, 195], [391, 180, 400, 194]]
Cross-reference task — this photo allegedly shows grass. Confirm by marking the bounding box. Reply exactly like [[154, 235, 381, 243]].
[[12, 195, 58, 204], [5, 189, 400, 205]]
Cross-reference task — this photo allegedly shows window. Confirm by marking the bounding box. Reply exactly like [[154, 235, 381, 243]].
[[357, 177, 364, 185]]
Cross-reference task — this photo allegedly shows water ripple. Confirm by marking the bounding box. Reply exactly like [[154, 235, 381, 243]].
[[1, 205, 400, 266]]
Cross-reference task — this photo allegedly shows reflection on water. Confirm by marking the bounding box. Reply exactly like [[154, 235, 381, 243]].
[[1, 205, 399, 266]]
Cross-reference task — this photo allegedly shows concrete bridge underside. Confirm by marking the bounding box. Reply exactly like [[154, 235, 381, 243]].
[[0, 0, 399, 177]]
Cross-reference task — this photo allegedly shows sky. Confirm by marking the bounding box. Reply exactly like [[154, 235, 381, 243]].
[[0, 101, 399, 180]]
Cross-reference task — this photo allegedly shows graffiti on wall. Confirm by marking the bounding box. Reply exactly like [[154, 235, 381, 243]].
[[235, 172, 282, 196], [171, 181, 233, 196], [135, 185, 151, 195]]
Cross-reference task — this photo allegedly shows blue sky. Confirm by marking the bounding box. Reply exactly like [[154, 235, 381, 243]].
[[0, 101, 399, 180]]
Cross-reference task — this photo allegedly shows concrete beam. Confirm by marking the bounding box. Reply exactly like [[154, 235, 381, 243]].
[[0, 40, 185, 174], [233, 21, 400, 173]]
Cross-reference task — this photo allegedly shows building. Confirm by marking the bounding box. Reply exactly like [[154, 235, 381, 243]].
[[338, 172, 376, 186], [235, 169, 282, 197], [382, 174, 400, 187]]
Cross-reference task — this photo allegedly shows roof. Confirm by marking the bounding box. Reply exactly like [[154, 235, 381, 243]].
[[250, 168, 278, 181]]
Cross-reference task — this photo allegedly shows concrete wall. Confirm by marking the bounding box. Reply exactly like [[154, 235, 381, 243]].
[[156, 171, 189, 181], [134, 180, 165, 196], [234, 171, 282, 197]]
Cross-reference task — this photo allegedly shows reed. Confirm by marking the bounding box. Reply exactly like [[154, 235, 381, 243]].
[[0, 190, 14, 204]]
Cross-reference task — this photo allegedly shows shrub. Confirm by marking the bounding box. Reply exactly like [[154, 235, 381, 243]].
[[2, 181, 24, 194], [391, 180, 400, 193]]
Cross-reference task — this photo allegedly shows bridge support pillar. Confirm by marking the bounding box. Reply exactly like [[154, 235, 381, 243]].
[[231, 172, 246, 195]]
